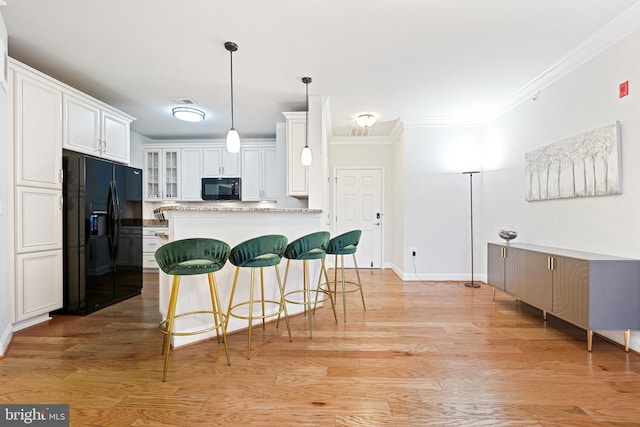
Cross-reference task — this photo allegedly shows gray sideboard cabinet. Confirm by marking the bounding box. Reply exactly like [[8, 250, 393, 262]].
[[487, 242, 640, 352]]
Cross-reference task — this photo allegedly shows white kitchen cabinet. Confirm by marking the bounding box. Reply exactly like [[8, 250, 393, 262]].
[[144, 149, 180, 201], [180, 148, 204, 201], [144, 149, 161, 200], [203, 147, 240, 177], [143, 227, 168, 270], [16, 187, 63, 253], [163, 150, 180, 200], [224, 151, 241, 176], [62, 94, 100, 157], [63, 93, 133, 164], [10, 59, 64, 325], [101, 110, 131, 163], [282, 111, 308, 197], [14, 67, 63, 189], [241, 145, 277, 201], [262, 146, 278, 200], [15, 250, 63, 321]]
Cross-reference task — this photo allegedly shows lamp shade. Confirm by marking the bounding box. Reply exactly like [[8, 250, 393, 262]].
[[301, 146, 312, 166], [172, 107, 205, 122], [226, 128, 240, 153]]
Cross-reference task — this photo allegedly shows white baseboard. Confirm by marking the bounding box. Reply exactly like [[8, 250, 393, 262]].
[[0, 323, 12, 357], [388, 264, 488, 283], [11, 313, 51, 332], [596, 330, 640, 354]]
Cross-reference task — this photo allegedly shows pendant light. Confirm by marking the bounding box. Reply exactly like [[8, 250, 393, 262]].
[[300, 77, 312, 166], [225, 41, 240, 153]]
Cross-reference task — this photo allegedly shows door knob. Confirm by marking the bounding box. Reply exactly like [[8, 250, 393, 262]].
[[374, 222, 381, 226]]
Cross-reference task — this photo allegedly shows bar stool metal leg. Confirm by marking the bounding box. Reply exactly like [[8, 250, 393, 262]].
[[163, 275, 181, 382], [352, 254, 366, 311], [275, 264, 292, 342], [313, 258, 338, 323], [208, 272, 230, 362]]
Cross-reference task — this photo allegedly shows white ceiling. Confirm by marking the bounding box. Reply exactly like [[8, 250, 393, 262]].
[[3, 0, 639, 140]]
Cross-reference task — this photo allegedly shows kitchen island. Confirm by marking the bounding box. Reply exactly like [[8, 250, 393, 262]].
[[154, 205, 326, 347]]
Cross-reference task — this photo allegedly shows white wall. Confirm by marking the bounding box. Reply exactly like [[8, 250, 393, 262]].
[[480, 27, 640, 350], [0, 11, 11, 355], [129, 130, 150, 169], [391, 130, 405, 274], [307, 96, 329, 212], [400, 126, 484, 280]]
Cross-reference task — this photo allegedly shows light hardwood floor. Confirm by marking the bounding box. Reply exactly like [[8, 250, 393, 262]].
[[2, 270, 640, 426]]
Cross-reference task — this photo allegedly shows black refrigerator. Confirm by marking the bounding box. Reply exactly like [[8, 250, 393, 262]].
[[61, 152, 143, 314]]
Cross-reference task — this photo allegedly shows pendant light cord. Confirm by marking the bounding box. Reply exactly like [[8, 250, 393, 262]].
[[225, 41, 238, 130], [304, 79, 311, 148], [230, 49, 235, 129], [302, 77, 311, 148]]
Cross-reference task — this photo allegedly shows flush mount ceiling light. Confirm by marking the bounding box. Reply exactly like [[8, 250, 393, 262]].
[[225, 41, 240, 153], [355, 113, 376, 128], [172, 107, 205, 122], [300, 77, 313, 166]]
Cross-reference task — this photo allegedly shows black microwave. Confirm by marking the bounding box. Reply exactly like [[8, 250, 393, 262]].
[[201, 177, 241, 200]]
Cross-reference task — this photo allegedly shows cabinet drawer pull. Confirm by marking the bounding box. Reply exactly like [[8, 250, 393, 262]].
[[546, 256, 556, 270]]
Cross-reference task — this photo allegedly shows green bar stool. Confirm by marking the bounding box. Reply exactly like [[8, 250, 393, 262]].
[[155, 238, 231, 382], [226, 234, 292, 359], [322, 230, 365, 322], [279, 231, 337, 338]]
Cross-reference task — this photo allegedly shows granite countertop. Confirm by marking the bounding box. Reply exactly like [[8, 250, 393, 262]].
[[143, 219, 169, 227], [154, 206, 323, 214]]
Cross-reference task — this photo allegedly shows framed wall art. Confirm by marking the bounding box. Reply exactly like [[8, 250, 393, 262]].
[[525, 122, 621, 201]]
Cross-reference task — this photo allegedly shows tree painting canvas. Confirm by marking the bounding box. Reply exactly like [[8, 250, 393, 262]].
[[525, 122, 621, 201]]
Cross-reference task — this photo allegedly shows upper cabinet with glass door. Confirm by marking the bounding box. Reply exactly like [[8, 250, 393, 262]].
[[163, 150, 180, 200], [144, 148, 180, 201], [144, 149, 161, 200]]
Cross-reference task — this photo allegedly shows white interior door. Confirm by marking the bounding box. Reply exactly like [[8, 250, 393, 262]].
[[334, 168, 383, 268]]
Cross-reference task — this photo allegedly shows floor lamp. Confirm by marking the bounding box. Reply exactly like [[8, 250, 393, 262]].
[[463, 171, 480, 288]]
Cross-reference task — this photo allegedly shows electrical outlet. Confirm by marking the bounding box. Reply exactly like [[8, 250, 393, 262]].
[[410, 247, 416, 257]]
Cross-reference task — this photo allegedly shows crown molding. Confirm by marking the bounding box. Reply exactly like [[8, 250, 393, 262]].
[[330, 118, 405, 144], [389, 117, 405, 142], [330, 136, 394, 145], [483, 0, 640, 124], [401, 116, 483, 128], [401, 1, 640, 129]]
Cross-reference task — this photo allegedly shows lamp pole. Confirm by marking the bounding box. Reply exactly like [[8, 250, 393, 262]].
[[463, 171, 480, 288]]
